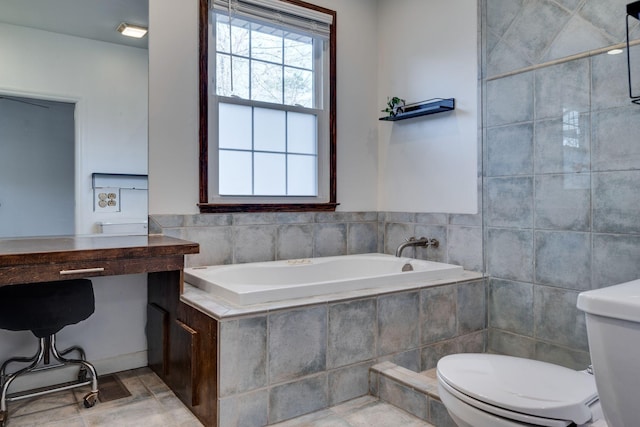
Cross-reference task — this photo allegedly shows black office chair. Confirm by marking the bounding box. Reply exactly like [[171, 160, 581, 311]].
[[0, 279, 99, 427]]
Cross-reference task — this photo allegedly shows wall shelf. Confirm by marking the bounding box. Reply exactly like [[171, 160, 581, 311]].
[[379, 98, 455, 121], [92, 173, 148, 190]]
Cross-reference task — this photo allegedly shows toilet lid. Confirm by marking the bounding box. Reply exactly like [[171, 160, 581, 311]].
[[437, 353, 598, 424]]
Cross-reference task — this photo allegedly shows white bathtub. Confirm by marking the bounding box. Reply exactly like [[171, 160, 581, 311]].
[[184, 253, 464, 306]]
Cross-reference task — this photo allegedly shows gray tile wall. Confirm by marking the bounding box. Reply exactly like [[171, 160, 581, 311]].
[[483, 0, 640, 369], [150, 212, 379, 267], [150, 211, 483, 272], [382, 212, 483, 272]]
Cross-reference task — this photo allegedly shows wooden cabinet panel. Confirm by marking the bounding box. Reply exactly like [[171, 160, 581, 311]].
[[146, 303, 169, 376], [177, 303, 218, 424], [148, 271, 218, 426], [172, 320, 200, 407]]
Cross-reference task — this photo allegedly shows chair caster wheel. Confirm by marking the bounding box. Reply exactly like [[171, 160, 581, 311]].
[[83, 391, 98, 408], [0, 410, 7, 427]]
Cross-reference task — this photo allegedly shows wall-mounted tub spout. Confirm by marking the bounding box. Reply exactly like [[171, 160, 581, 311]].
[[395, 237, 440, 257]]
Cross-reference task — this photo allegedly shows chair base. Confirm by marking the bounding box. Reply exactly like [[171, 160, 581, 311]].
[[0, 334, 98, 427]]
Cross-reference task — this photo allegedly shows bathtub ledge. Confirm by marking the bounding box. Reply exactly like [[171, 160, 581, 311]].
[[181, 269, 484, 319]]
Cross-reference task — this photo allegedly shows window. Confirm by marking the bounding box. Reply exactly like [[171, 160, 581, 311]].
[[199, 0, 337, 212]]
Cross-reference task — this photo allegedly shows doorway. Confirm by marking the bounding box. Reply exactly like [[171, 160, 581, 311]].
[[0, 95, 75, 237]]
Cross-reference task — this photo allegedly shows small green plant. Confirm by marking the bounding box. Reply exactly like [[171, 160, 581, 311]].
[[382, 96, 405, 117]]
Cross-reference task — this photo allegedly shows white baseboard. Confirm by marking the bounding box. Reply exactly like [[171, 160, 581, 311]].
[[92, 350, 148, 376], [5, 351, 148, 394]]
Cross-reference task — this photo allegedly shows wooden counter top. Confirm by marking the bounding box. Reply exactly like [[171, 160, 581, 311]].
[[0, 234, 199, 286]]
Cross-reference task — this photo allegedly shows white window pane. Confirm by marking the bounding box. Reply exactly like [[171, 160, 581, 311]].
[[216, 53, 232, 96], [231, 24, 250, 57], [287, 112, 316, 154], [288, 155, 317, 196], [217, 55, 249, 98], [284, 67, 313, 107], [211, 9, 329, 204], [251, 61, 283, 104], [219, 150, 252, 195], [254, 108, 285, 152], [251, 30, 282, 63], [231, 57, 250, 99], [219, 103, 252, 150], [254, 153, 286, 195], [284, 37, 313, 70], [216, 19, 230, 53]]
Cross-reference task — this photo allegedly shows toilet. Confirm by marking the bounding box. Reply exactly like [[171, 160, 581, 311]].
[[437, 353, 602, 427], [577, 278, 640, 427], [438, 278, 640, 427]]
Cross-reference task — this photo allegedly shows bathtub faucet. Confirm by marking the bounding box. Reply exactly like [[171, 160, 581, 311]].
[[395, 237, 439, 257]]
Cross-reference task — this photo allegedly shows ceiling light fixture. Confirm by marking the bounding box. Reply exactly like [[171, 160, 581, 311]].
[[608, 48, 624, 55], [117, 23, 148, 39]]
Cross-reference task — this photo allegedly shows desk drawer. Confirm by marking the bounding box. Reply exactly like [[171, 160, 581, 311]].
[[0, 255, 185, 286]]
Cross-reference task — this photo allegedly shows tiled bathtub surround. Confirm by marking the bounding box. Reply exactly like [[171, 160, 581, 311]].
[[483, 0, 640, 369], [150, 211, 484, 423], [182, 278, 485, 426]]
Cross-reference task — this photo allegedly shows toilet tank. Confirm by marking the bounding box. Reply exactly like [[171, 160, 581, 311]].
[[577, 279, 640, 427]]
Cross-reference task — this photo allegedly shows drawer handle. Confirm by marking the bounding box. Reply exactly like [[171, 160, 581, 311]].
[[60, 267, 105, 275]]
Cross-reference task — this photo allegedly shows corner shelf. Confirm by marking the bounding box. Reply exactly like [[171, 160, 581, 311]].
[[379, 98, 455, 121]]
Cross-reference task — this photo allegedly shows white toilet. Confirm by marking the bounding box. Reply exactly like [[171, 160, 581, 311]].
[[437, 353, 602, 427], [577, 278, 640, 427], [437, 278, 640, 427]]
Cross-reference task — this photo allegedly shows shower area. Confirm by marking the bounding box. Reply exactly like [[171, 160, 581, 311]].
[[482, 0, 640, 370]]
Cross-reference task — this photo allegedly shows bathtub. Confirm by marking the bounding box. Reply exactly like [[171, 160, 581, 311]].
[[184, 253, 464, 306]]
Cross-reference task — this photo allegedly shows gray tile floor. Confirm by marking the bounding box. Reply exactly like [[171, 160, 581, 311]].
[[5, 368, 434, 427], [5, 368, 201, 427], [270, 395, 435, 427]]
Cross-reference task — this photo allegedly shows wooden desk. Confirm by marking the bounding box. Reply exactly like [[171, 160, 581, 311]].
[[0, 235, 199, 286], [0, 235, 215, 425]]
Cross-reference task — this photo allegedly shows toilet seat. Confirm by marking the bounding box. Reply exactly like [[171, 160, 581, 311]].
[[439, 376, 572, 426], [437, 354, 598, 425]]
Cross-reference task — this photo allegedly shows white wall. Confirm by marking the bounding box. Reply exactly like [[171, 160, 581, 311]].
[[0, 23, 149, 382], [377, 0, 478, 213], [148, 0, 478, 215], [148, 0, 381, 214], [148, 0, 201, 215], [315, 0, 381, 211], [0, 23, 148, 234]]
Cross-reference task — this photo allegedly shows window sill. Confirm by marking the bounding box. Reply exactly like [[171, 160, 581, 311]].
[[197, 202, 339, 213]]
